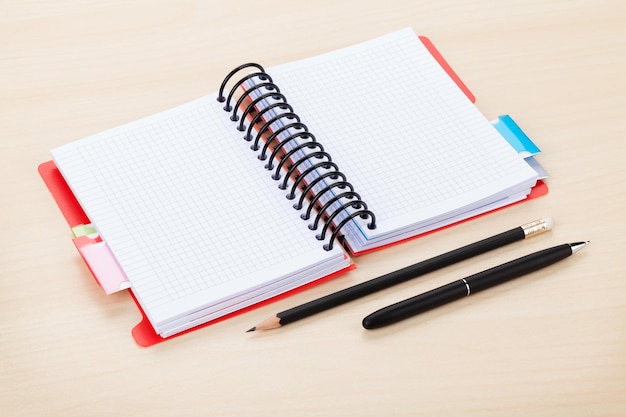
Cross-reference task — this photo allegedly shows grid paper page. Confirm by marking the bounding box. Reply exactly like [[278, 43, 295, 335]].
[[267, 28, 538, 241], [51, 95, 345, 329]]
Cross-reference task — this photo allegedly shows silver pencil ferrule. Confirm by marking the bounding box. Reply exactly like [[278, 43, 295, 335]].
[[522, 217, 553, 238]]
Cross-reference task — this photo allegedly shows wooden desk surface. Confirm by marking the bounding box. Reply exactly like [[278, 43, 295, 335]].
[[2, 1, 625, 416]]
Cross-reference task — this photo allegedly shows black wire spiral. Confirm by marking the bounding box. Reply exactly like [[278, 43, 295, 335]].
[[217, 63, 376, 250]]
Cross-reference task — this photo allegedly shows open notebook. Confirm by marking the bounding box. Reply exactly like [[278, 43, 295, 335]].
[[45, 28, 545, 341]]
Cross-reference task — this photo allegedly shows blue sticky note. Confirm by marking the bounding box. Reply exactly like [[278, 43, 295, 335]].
[[493, 115, 541, 157]]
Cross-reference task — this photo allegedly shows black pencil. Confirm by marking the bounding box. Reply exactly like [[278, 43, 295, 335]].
[[247, 217, 553, 331]]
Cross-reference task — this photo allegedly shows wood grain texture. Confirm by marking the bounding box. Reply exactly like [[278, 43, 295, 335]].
[[1, 1, 625, 416]]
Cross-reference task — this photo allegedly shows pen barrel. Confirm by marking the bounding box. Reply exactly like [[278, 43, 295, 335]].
[[362, 280, 469, 329], [362, 243, 577, 329], [467, 243, 573, 293]]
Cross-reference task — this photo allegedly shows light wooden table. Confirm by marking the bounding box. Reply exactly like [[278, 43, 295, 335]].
[[2, 1, 625, 416]]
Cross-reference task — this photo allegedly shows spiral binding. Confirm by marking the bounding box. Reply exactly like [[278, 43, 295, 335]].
[[260, 123, 309, 161], [270, 139, 320, 176], [246, 104, 296, 142], [233, 82, 280, 127], [217, 63, 376, 251]]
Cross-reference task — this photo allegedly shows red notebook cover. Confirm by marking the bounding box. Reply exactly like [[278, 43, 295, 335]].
[[38, 36, 547, 346]]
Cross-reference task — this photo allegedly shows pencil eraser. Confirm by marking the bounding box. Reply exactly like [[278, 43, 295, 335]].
[[544, 217, 554, 230]]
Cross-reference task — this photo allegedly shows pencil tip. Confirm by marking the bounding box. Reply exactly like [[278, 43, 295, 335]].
[[246, 327, 256, 333], [248, 315, 282, 331]]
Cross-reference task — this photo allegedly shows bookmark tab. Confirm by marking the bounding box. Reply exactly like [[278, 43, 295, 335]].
[[493, 114, 541, 157], [73, 236, 130, 295], [71, 223, 98, 238], [492, 114, 547, 180]]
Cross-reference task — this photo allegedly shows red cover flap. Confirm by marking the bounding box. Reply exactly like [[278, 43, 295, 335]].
[[419, 36, 476, 103], [39, 161, 90, 227]]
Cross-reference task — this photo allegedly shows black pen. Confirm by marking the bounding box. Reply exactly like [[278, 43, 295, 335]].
[[362, 241, 588, 329], [248, 218, 553, 331]]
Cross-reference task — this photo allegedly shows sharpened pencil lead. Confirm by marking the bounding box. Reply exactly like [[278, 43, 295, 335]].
[[246, 327, 256, 333], [249, 315, 282, 331]]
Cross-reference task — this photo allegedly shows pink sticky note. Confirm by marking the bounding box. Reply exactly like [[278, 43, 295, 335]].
[[73, 236, 130, 294]]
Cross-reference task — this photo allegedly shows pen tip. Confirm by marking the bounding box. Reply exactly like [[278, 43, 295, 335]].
[[246, 327, 256, 333], [570, 241, 589, 254]]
